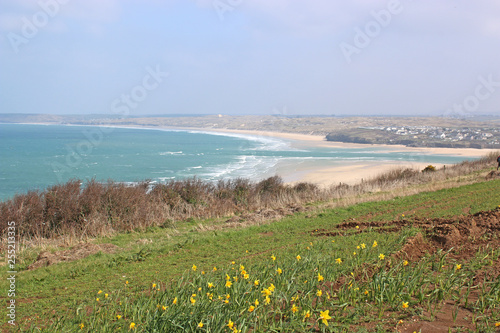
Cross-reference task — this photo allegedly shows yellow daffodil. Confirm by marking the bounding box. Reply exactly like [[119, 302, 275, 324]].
[[291, 304, 298, 313], [130, 322, 136, 330], [254, 299, 259, 306], [261, 288, 271, 296], [361, 243, 366, 249], [296, 255, 301, 261], [254, 280, 259, 286], [335, 258, 342, 264], [197, 322, 203, 328], [97, 290, 102, 294], [271, 255, 276, 261], [213, 266, 217, 272], [208, 282, 214, 288], [317, 273, 324, 282], [152, 283, 156, 289], [240, 264, 245, 271], [319, 310, 331, 326], [316, 289, 323, 297], [105, 293, 109, 299], [379, 253, 385, 260], [264, 296, 271, 305], [190, 296, 196, 305], [455, 264, 462, 270], [192, 264, 197, 271], [269, 284, 275, 292], [372, 240, 378, 248], [227, 319, 234, 329], [116, 315, 122, 320], [172, 297, 178, 305], [243, 273, 249, 280], [402, 301, 409, 309], [248, 305, 255, 312], [79, 323, 84, 330], [276, 268, 282, 274], [403, 260, 409, 266], [303, 310, 310, 321]]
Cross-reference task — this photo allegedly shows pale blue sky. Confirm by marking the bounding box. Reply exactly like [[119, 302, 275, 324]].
[[1, 0, 499, 116]]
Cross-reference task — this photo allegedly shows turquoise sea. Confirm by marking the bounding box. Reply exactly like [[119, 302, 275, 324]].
[[0, 123, 478, 202]]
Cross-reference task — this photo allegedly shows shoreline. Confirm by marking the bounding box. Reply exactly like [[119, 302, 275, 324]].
[[4, 122, 498, 188], [179, 127, 497, 186]]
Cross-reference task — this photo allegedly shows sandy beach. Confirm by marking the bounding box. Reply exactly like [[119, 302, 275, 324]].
[[184, 127, 498, 187]]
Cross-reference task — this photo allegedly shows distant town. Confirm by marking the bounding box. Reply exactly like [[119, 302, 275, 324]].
[[357, 125, 500, 148]]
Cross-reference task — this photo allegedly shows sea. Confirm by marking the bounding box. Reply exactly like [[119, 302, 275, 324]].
[[0, 123, 478, 202]]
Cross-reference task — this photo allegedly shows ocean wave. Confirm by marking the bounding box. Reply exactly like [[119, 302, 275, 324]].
[[159, 151, 183, 155]]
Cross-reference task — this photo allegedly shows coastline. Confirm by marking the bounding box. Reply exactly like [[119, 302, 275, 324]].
[[180, 127, 496, 186], [4, 122, 497, 188]]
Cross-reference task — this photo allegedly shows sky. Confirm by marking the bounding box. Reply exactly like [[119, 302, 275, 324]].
[[0, 0, 499, 117]]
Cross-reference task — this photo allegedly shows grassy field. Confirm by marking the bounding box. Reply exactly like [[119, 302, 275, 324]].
[[2, 175, 500, 332]]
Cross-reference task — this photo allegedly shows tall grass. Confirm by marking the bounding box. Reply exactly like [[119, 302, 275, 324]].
[[1, 152, 498, 245]]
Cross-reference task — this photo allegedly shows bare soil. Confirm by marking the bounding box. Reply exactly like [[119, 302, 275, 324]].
[[312, 208, 500, 332]]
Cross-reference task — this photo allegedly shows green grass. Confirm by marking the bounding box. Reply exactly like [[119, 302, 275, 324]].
[[3, 179, 500, 332]]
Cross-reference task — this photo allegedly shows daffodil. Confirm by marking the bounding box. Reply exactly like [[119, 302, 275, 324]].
[[105, 293, 109, 299], [360, 243, 366, 249], [208, 282, 214, 288], [213, 266, 217, 272], [227, 319, 234, 329], [335, 258, 342, 264], [269, 284, 275, 292], [261, 288, 271, 296], [317, 273, 324, 282], [316, 289, 323, 297], [254, 299, 259, 306], [254, 280, 259, 287], [197, 322, 203, 328], [271, 255, 276, 261], [303, 310, 311, 321], [319, 310, 331, 326], [296, 255, 301, 261], [116, 315, 122, 320], [226, 280, 232, 288], [162, 305, 167, 311], [291, 304, 298, 313], [79, 323, 84, 330], [379, 253, 385, 260], [455, 264, 462, 270], [192, 264, 197, 271], [403, 260, 409, 266], [372, 240, 378, 248], [172, 297, 178, 305], [97, 290, 103, 294], [129, 322, 136, 330], [264, 296, 271, 305], [276, 268, 282, 274], [402, 301, 409, 309], [248, 305, 255, 312]]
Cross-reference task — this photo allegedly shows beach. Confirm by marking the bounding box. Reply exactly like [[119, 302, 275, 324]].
[[186, 127, 498, 187]]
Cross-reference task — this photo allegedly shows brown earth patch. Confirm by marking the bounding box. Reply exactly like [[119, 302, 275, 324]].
[[312, 207, 500, 263], [312, 208, 500, 332], [27, 243, 118, 270]]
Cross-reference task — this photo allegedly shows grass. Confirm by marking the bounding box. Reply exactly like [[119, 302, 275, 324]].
[[1, 176, 500, 332]]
